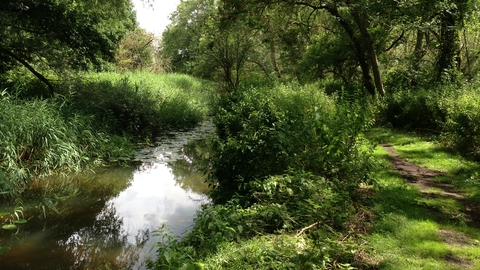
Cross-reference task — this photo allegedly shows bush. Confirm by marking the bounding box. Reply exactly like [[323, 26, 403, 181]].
[[60, 72, 211, 137], [148, 84, 376, 269], [210, 84, 375, 203], [377, 83, 480, 159], [379, 88, 448, 131], [148, 172, 360, 270], [441, 86, 480, 159]]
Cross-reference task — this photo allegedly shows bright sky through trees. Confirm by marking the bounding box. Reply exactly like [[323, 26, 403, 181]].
[[132, 0, 180, 35]]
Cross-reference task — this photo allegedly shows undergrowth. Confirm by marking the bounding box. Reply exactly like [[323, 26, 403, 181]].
[[378, 83, 480, 159], [147, 84, 377, 269], [210, 84, 376, 203], [0, 91, 106, 200], [148, 172, 367, 270], [59, 72, 212, 137]]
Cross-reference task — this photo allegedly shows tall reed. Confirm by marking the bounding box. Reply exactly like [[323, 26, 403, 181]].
[[0, 91, 104, 201], [59, 72, 212, 137]]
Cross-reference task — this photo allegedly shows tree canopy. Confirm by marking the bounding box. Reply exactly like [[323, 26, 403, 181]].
[[0, 0, 136, 94], [161, 0, 480, 94]]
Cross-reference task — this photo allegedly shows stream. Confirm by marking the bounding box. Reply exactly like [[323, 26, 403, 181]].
[[0, 121, 215, 269]]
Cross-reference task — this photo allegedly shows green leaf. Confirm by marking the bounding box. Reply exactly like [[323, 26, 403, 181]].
[[0, 212, 9, 217], [14, 219, 27, 224], [2, 224, 17, 230], [0, 246, 11, 255]]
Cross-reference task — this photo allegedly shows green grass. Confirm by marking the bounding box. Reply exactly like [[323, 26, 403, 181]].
[[60, 72, 213, 136], [365, 128, 480, 269], [194, 235, 326, 270], [367, 128, 476, 173], [0, 93, 102, 200], [367, 128, 480, 201], [378, 84, 480, 159]]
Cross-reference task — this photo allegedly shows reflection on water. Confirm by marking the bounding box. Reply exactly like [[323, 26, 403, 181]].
[[0, 121, 214, 269]]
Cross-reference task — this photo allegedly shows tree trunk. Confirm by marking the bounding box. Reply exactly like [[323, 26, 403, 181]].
[[350, 9, 385, 96], [323, 5, 376, 96], [462, 29, 472, 79], [413, 29, 425, 71], [436, 10, 460, 82], [269, 39, 282, 78]]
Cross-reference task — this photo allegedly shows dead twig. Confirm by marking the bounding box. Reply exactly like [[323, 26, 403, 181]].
[[296, 221, 321, 237]]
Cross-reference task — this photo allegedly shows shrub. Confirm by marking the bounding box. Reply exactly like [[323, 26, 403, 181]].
[[148, 84, 376, 269], [379, 88, 448, 131], [209, 84, 375, 203], [148, 172, 360, 270], [60, 72, 211, 137], [441, 86, 480, 159], [377, 83, 480, 159]]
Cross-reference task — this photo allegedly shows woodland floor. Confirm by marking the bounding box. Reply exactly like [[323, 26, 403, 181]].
[[380, 143, 480, 269]]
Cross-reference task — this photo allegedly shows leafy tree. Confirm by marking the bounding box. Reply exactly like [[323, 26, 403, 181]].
[[161, 0, 217, 76], [218, 0, 390, 95], [115, 28, 170, 72], [161, 0, 480, 92], [0, 0, 136, 94], [434, 0, 472, 82], [162, 0, 260, 90]]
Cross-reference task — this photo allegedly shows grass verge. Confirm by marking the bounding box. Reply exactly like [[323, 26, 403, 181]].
[[364, 128, 480, 269]]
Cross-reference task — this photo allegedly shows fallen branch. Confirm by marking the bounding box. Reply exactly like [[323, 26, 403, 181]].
[[296, 221, 321, 237]]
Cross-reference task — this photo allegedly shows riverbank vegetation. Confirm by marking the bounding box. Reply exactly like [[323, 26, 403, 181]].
[[2, 0, 480, 268], [0, 71, 211, 204], [148, 84, 377, 269], [147, 0, 480, 269], [147, 83, 480, 269]]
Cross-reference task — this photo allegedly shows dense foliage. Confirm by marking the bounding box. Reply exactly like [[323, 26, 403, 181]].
[[0, 0, 136, 93], [161, 0, 480, 94], [149, 173, 364, 269], [146, 1, 480, 268], [2, 0, 480, 268], [60, 72, 211, 137], [210, 85, 375, 202], [147, 84, 376, 269], [378, 84, 480, 159], [115, 28, 171, 73], [0, 92, 104, 200]]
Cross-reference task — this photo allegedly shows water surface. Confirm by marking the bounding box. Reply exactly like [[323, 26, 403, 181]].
[[0, 121, 214, 269]]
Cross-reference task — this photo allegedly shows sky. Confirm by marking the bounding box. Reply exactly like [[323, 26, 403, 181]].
[[132, 0, 180, 36]]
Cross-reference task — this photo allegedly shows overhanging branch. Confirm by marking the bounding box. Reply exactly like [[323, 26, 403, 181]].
[[0, 46, 54, 95], [384, 31, 405, 52]]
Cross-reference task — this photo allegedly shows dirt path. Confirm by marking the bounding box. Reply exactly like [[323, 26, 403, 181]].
[[372, 143, 480, 269], [380, 143, 480, 228]]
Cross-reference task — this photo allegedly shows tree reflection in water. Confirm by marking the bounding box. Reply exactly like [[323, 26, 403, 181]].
[[169, 138, 213, 194], [60, 202, 148, 269]]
